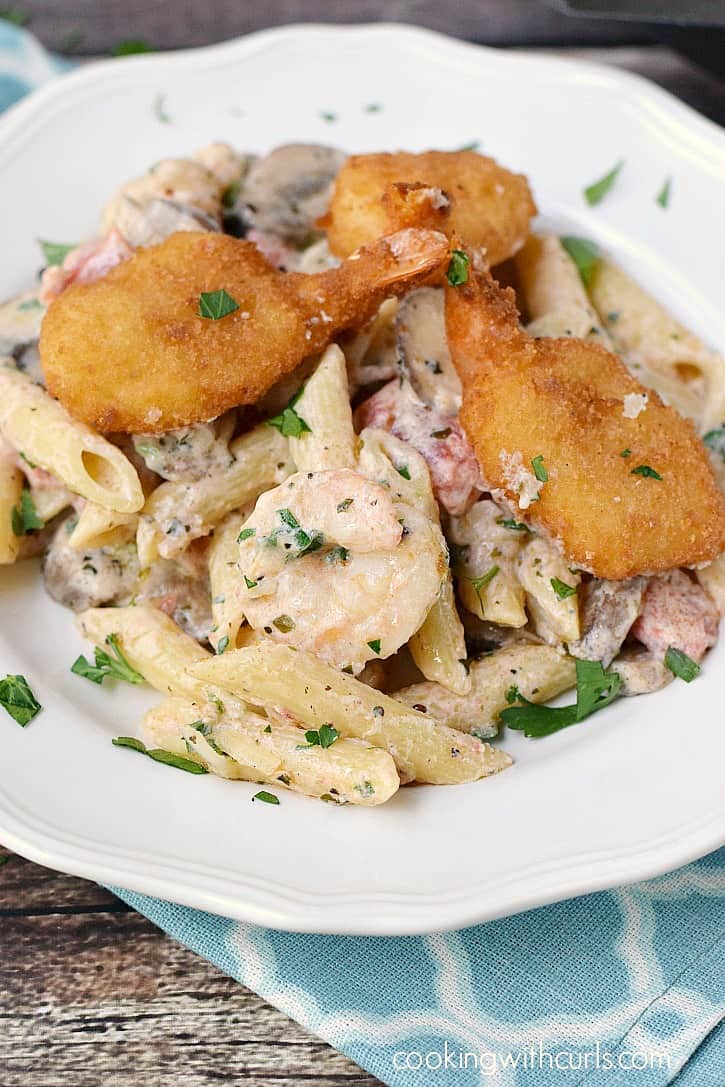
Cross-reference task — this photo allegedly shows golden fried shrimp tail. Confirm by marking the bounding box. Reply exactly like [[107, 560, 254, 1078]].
[[445, 263, 725, 579], [40, 229, 450, 434]]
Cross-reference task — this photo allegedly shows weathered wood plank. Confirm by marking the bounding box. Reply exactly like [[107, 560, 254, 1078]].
[[0, 848, 380, 1083], [9, 0, 645, 55], [0, 908, 382, 1085]]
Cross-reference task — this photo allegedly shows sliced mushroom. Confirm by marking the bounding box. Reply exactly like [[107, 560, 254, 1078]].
[[0, 290, 46, 384], [239, 144, 346, 244], [395, 287, 461, 415], [612, 646, 673, 696], [135, 549, 213, 644], [132, 413, 236, 483], [568, 577, 645, 667], [42, 516, 139, 611], [111, 195, 220, 248]]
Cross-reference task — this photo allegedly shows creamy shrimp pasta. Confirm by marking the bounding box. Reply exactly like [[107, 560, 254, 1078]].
[[1, 142, 723, 805]]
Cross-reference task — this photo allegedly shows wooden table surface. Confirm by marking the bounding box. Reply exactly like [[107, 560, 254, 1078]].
[[1, 10, 724, 1086]]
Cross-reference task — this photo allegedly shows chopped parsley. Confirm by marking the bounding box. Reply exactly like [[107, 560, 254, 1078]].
[[216, 635, 230, 654], [500, 659, 621, 738], [268, 508, 323, 556], [396, 464, 411, 480], [11, 489, 43, 536], [18, 298, 41, 312], [469, 565, 499, 612], [355, 781, 375, 798], [561, 236, 600, 287], [584, 160, 623, 206], [244, 575, 257, 589], [112, 736, 208, 773], [152, 93, 171, 124], [550, 577, 577, 600], [367, 638, 382, 655], [0, 674, 41, 726], [459, 141, 480, 152], [238, 526, 255, 542], [304, 724, 340, 749], [273, 614, 296, 633], [631, 464, 662, 480], [664, 646, 700, 683], [222, 180, 241, 209], [71, 634, 144, 686], [620, 448, 632, 458], [703, 427, 725, 461], [505, 684, 520, 705], [268, 388, 311, 438], [446, 249, 470, 287], [198, 289, 239, 320], [365, 102, 382, 113], [496, 517, 530, 532], [325, 545, 349, 565], [320, 111, 337, 122], [656, 177, 672, 208], [336, 497, 354, 512], [252, 790, 280, 804], [39, 240, 75, 267], [111, 39, 153, 56], [531, 454, 548, 483]]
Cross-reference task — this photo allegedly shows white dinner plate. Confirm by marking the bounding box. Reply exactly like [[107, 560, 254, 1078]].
[[0, 24, 723, 935]]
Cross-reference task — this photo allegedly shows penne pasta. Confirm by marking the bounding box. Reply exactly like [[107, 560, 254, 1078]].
[[188, 643, 512, 785], [68, 502, 138, 550], [516, 536, 581, 644], [395, 643, 577, 737], [0, 450, 23, 564], [208, 510, 250, 653], [143, 695, 400, 805], [409, 569, 470, 696], [589, 259, 725, 431], [288, 345, 357, 472], [137, 423, 294, 565], [696, 554, 725, 615], [0, 364, 143, 513], [449, 499, 527, 628], [30, 483, 73, 525], [516, 234, 611, 345]]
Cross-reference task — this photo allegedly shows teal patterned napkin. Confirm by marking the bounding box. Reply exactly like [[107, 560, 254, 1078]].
[[2, 21, 723, 1085]]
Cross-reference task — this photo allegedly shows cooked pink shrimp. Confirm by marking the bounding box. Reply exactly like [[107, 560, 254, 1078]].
[[354, 378, 480, 515], [40, 229, 133, 303], [632, 569, 719, 662]]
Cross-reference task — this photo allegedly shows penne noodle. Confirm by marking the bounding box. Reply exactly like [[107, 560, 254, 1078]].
[[589, 259, 725, 431], [449, 499, 527, 628], [68, 502, 138, 550], [395, 643, 577, 737], [208, 510, 250, 653], [696, 554, 725, 615], [516, 536, 581, 644], [516, 234, 611, 345], [142, 695, 400, 805], [0, 450, 23, 564], [0, 363, 144, 513], [30, 483, 73, 525], [137, 423, 294, 565], [409, 573, 470, 696], [188, 643, 512, 785], [289, 345, 357, 472]]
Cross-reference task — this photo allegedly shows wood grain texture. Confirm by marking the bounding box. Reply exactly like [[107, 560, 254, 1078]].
[[0, 848, 381, 1086], [9, 0, 645, 54]]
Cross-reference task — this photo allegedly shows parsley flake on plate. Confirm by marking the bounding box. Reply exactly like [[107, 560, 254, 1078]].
[[0, 674, 41, 727], [656, 177, 672, 208], [583, 160, 623, 206], [112, 736, 208, 774], [664, 647, 700, 683], [111, 39, 153, 56], [561, 236, 600, 287], [253, 790, 280, 804], [446, 249, 470, 287], [500, 659, 621, 738], [71, 634, 144, 686], [198, 289, 239, 320]]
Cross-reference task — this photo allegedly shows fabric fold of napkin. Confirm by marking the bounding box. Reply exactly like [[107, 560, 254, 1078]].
[[1, 21, 723, 1086]]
